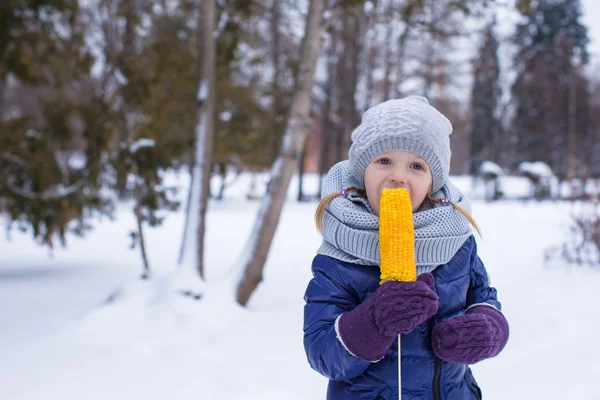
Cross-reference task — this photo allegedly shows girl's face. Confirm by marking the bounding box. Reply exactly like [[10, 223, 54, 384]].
[[364, 150, 432, 215]]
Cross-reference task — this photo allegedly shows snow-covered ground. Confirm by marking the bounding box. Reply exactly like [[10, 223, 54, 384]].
[[1, 173, 599, 399]]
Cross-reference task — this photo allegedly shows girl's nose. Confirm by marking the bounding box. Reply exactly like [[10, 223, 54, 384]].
[[389, 168, 408, 184]]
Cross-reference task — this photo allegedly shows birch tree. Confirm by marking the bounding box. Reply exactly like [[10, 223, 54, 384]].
[[235, 0, 327, 306]]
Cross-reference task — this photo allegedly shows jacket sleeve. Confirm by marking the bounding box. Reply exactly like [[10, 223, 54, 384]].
[[466, 238, 502, 311], [303, 255, 372, 380]]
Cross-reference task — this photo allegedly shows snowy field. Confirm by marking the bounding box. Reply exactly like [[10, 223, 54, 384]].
[[1, 172, 599, 399]]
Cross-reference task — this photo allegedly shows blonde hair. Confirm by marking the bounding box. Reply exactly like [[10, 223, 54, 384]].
[[426, 194, 482, 237], [314, 187, 481, 237], [315, 186, 365, 235]]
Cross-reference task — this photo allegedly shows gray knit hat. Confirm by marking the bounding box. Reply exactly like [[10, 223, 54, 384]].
[[348, 95, 452, 193]]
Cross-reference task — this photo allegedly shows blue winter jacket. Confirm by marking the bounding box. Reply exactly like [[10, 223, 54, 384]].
[[303, 236, 501, 400]]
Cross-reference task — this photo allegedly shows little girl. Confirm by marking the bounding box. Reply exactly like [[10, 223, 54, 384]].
[[303, 96, 509, 400]]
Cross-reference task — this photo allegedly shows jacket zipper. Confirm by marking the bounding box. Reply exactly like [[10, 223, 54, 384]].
[[433, 355, 442, 400], [429, 318, 442, 400]]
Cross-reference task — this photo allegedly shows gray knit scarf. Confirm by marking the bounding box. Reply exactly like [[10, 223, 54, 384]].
[[317, 161, 473, 275]]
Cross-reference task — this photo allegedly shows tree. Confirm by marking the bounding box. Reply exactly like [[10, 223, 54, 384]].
[[401, 0, 470, 101], [586, 74, 600, 179], [265, 0, 296, 166], [235, 0, 327, 306], [316, 2, 369, 195], [92, 0, 188, 276], [511, 0, 589, 180], [177, 0, 217, 296], [316, 24, 338, 197], [211, 0, 285, 197], [0, 0, 113, 247], [313, 0, 495, 186], [469, 19, 501, 174], [134, 1, 198, 169]]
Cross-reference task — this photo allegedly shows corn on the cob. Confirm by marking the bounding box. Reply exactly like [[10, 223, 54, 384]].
[[379, 188, 416, 284]]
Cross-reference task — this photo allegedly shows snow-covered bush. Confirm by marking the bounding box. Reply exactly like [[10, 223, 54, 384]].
[[546, 198, 600, 267], [518, 161, 555, 200], [478, 161, 505, 202]]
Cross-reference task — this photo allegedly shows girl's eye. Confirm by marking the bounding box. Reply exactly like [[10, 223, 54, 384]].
[[377, 158, 391, 165], [411, 163, 424, 171]]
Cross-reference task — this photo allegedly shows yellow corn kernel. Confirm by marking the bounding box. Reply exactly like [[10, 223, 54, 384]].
[[379, 188, 416, 284]]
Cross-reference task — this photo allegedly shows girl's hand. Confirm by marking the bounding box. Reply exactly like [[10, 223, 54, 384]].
[[431, 305, 509, 365], [372, 273, 439, 336], [336, 273, 439, 362]]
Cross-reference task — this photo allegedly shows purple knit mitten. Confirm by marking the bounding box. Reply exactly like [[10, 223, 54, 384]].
[[337, 273, 439, 362], [431, 305, 509, 365]]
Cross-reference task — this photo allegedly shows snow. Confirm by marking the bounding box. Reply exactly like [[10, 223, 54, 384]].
[[67, 152, 87, 170], [219, 111, 232, 121], [26, 129, 40, 138], [215, 8, 229, 38], [115, 68, 128, 85], [6, 177, 84, 200], [518, 161, 555, 179], [129, 138, 156, 153], [196, 80, 209, 103], [479, 161, 506, 176], [1, 173, 599, 399]]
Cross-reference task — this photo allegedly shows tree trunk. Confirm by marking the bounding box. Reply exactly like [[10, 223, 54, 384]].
[[567, 66, 577, 182], [297, 139, 307, 202], [178, 152, 195, 265], [381, 1, 395, 101], [362, 0, 378, 112], [134, 177, 151, 279], [364, 47, 376, 112], [116, 2, 137, 200], [393, 25, 411, 99], [318, 28, 338, 197], [340, 13, 361, 158], [178, 0, 216, 285], [217, 162, 227, 201], [0, 76, 6, 126], [236, 0, 326, 306], [270, 0, 283, 164]]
